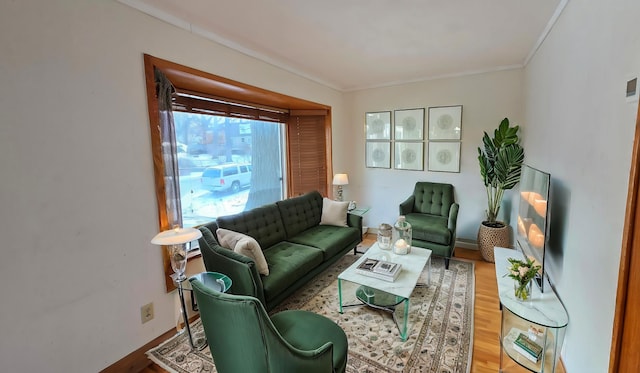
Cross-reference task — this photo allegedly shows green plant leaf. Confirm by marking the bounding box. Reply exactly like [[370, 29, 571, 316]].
[[477, 118, 525, 223], [478, 149, 493, 187], [495, 144, 524, 189]]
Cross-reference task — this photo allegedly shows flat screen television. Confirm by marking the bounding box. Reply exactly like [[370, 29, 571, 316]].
[[516, 164, 551, 293]]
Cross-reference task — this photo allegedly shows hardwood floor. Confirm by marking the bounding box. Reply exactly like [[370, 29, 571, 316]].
[[140, 234, 564, 373]]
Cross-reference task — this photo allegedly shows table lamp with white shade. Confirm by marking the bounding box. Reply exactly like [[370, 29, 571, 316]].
[[332, 173, 349, 201], [151, 226, 205, 349]]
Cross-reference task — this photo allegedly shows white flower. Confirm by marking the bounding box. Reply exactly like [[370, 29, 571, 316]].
[[518, 266, 529, 277]]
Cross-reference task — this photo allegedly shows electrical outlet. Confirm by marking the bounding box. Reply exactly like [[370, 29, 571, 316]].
[[141, 302, 154, 324]]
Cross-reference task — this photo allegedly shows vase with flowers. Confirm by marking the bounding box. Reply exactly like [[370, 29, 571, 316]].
[[505, 257, 542, 301]]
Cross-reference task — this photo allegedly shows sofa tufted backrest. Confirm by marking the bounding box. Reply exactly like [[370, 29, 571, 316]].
[[276, 191, 323, 238], [412, 182, 455, 217], [216, 204, 287, 250]]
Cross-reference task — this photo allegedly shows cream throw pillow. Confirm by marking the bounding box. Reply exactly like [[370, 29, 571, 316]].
[[320, 197, 349, 227], [216, 228, 247, 250], [235, 236, 269, 276], [216, 228, 269, 276]]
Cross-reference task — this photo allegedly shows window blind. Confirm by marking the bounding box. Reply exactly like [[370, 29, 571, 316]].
[[287, 113, 328, 197], [173, 91, 289, 123]]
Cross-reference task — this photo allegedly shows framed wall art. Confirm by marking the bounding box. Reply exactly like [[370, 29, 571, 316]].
[[428, 141, 461, 173], [365, 111, 392, 140], [395, 142, 424, 171], [428, 105, 462, 140], [366, 141, 391, 168], [394, 108, 424, 140]]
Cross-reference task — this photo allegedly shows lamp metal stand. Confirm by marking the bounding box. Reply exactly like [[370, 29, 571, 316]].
[[175, 276, 208, 350]]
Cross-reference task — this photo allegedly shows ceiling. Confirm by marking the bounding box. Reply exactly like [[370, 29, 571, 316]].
[[120, 0, 565, 91]]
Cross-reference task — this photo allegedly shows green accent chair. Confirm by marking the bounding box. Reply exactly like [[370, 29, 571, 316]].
[[190, 274, 348, 373], [399, 182, 459, 269]]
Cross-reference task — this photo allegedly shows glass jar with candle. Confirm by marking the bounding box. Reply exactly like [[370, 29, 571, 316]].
[[393, 215, 412, 255], [377, 223, 392, 250]]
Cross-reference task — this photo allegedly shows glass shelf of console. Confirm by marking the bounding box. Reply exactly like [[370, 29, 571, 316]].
[[494, 247, 568, 373], [348, 206, 370, 216]]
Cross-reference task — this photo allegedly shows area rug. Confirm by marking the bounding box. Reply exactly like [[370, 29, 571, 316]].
[[147, 253, 475, 373]]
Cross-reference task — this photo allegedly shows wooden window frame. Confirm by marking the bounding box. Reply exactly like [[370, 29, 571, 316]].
[[143, 54, 333, 291]]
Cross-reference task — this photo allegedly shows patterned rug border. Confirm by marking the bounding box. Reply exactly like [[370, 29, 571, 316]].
[[147, 254, 475, 373], [455, 257, 475, 373]]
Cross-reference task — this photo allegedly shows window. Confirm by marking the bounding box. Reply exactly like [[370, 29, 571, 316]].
[[144, 54, 333, 291], [175, 111, 285, 227]]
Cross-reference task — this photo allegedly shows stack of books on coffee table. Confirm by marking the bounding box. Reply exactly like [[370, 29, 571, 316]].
[[355, 258, 402, 282]]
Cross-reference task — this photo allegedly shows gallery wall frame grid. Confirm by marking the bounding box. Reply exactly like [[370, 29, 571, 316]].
[[366, 106, 463, 172], [428, 105, 462, 141]]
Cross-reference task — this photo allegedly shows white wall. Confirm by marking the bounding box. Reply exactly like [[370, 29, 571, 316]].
[[3, 1, 638, 372], [523, 0, 640, 371], [0, 1, 344, 371], [342, 70, 524, 241]]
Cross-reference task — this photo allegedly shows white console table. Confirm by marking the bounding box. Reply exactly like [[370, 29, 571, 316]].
[[494, 247, 568, 372]]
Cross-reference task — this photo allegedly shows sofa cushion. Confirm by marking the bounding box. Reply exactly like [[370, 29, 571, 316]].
[[276, 191, 323, 238], [217, 228, 269, 276], [320, 198, 349, 227], [216, 228, 248, 250], [261, 242, 323, 302], [287, 225, 360, 260], [235, 236, 269, 276], [216, 204, 287, 250], [405, 213, 452, 245]]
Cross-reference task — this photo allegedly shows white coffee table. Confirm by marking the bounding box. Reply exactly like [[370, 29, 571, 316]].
[[337, 242, 432, 340]]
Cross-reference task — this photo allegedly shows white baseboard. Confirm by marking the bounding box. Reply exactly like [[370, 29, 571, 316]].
[[456, 238, 479, 250]]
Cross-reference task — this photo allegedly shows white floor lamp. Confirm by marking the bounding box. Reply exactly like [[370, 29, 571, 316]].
[[151, 226, 205, 350]]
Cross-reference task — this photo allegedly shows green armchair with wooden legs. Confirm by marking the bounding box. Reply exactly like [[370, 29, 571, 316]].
[[399, 182, 459, 269], [190, 274, 348, 373]]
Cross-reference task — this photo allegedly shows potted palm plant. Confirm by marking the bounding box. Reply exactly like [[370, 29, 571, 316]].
[[477, 118, 525, 262]]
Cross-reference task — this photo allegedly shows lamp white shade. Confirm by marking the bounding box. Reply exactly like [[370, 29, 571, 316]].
[[332, 173, 349, 185], [151, 227, 202, 245]]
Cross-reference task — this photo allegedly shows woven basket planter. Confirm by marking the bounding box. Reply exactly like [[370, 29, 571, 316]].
[[478, 222, 510, 262]]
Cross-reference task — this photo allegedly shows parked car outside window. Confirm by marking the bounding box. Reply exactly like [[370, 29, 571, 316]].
[[201, 163, 251, 193]]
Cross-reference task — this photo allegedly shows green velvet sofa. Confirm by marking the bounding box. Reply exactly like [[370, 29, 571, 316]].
[[197, 190, 363, 311]]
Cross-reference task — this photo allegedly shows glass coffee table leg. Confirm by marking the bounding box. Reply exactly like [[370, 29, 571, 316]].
[[401, 298, 409, 341], [338, 278, 343, 313]]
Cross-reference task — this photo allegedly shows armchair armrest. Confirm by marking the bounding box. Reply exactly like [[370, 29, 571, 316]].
[[347, 213, 363, 240], [271, 338, 335, 372], [198, 227, 266, 305], [399, 195, 415, 215], [448, 203, 460, 232]]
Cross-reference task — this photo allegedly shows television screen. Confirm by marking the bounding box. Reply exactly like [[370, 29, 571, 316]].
[[516, 164, 551, 292]]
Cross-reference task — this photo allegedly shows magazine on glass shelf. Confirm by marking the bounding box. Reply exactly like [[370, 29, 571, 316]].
[[513, 332, 543, 362]]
